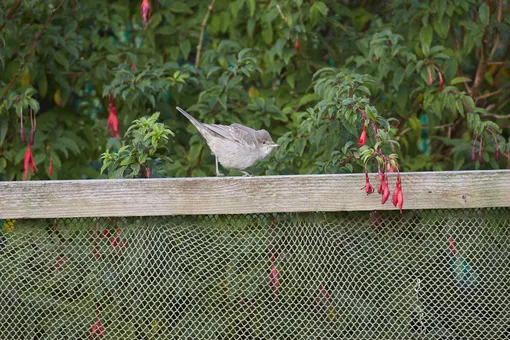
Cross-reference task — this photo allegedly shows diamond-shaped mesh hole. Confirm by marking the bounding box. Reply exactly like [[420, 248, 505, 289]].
[[1, 208, 509, 338]]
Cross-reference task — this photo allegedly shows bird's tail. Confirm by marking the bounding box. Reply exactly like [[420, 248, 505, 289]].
[[176, 106, 203, 130]]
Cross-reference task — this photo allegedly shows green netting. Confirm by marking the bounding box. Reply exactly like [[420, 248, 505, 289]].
[[1, 209, 509, 339]]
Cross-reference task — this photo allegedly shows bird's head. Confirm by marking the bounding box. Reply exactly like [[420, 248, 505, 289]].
[[257, 130, 279, 156]]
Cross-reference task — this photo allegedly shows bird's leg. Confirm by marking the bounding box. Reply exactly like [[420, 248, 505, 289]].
[[215, 156, 224, 177], [241, 171, 252, 177]]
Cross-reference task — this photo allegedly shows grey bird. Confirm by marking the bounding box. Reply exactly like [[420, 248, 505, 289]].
[[177, 106, 279, 176]]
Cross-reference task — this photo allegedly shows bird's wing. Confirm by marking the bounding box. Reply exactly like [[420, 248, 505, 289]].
[[206, 123, 258, 146]]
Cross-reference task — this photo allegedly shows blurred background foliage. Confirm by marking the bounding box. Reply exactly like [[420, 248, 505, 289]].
[[0, 0, 509, 180]]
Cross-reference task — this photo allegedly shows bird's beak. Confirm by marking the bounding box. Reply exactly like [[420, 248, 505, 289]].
[[271, 143, 280, 147]]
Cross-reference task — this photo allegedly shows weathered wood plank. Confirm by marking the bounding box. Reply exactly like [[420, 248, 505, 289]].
[[1, 170, 510, 218]]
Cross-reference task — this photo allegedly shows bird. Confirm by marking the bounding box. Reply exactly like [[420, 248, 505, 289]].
[[176, 106, 279, 176]]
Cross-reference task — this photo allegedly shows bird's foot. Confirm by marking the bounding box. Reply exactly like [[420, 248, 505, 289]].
[[241, 171, 252, 177], [216, 172, 225, 177]]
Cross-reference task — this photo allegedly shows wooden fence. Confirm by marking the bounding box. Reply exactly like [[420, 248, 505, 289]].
[[1, 170, 509, 218]]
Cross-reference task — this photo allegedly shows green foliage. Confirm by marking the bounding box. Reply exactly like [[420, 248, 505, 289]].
[[1, 0, 509, 180], [101, 112, 173, 178]]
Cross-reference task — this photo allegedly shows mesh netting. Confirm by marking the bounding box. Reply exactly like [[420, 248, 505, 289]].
[[1, 208, 510, 339]]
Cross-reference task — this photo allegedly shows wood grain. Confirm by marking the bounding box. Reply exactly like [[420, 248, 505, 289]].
[[1, 170, 510, 218]]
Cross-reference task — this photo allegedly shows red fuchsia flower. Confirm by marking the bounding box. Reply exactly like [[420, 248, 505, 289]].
[[140, 0, 151, 24], [47, 156, 53, 177], [358, 124, 367, 146], [89, 317, 105, 338], [397, 184, 404, 213], [374, 56, 379, 63], [269, 256, 280, 297], [94, 247, 100, 261], [52, 256, 66, 272], [496, 146, 500, 161], [438, 70, 444, 91], [478, 135, 484, 164], [381, 174, 390, 204], [23, 144, 38, 180], [377, 168, 384, 194], [107, 97, 120, 138], [319, 284, 332, 306], [370, 210, 381, 227], [427, 66, 433, 86], [131, 63, 137, 69], [99, 229, 111, 238], [391, 172, 404, 213], [448, 236, 457, 256], [361, 172, 374, 195], [294, 37, 299, 52]]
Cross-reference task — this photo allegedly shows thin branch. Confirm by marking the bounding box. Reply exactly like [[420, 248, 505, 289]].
[[488, 61, 510, 65], [276, 4, 289, 24], [475, 83, 510, 101], [481, 112, 510, 119], [471, 26, 489, 97], [0, 0, 67, 101], [0, 0, 22, 32], [489, 0, 503, 61], [194, 0, 216, 68]]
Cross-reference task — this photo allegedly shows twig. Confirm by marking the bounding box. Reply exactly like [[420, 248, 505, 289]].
[[475, 83, 510, 101], [489, 0, 503, 61], [276, 4, 289, 24], [488, 61, 510, 65], [0, 0, 22, 32], [194, 0, 216, 68], [0, 0, 67, 101], [471, 26, 488, 97], [480, 112, 510, 119]]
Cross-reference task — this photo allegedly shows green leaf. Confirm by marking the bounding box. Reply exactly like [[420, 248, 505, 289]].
[[0, 118, 7, 147], [37, 72, 48, 98], [179, 39, 191, 60], [419, 25, 433, 56], [247, 0, 256, 16], [478, 3, 489, 26], [170, 2, 193, 14], [299, 94, 318, 106], [450, 77, 471, 85], [54, 51, 70, 72]]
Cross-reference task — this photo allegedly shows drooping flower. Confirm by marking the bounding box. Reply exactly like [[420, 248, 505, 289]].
[[361, 172, 374, 195], [89, 317, 105, 338], [377, 169, 384, 194], [472, 136, 478, 163], [107, 96, 120, 138], [23, 144, 38, 180], [381, 174, 390, 204], [269, 257, 279, 297], [478, 135, 484, 164], [358, 124, 367, 146], [48, 156, 53, 177], [294, 37, 299, 52], [427, 66, 433, 86], [438, 70, 444, 90], [140, 0, 151, 24], [448, 236, 457, 256]]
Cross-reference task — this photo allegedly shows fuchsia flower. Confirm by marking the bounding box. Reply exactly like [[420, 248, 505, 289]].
[[107, 96, 120, 138], [269, 256, 280, 297], [358, 124, 367, 146], [141, 0, 151, 24], [448, 236, 457, 256], [294, 37, 299, 52], [89, 317, 105, 338], [23, 144, 37, 180], [361, 172, 374, 195]]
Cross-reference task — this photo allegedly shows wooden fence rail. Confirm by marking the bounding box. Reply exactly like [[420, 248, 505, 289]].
[[1, 170, 510, 219]]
